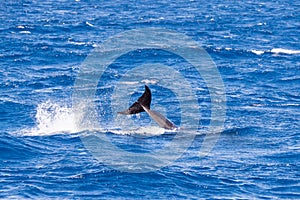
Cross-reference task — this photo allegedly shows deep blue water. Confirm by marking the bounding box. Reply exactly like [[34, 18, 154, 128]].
[[1, 0, 300, 199]]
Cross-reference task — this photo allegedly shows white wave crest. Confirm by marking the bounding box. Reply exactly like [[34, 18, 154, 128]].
[[251, 48, 300, 55], [251, 50, 265, 55], [271, 48, 300, 55]]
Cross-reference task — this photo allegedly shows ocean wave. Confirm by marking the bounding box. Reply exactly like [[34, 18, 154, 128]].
[[251, 48, 300, 55], [208, 46, 300, 56], [270, 48, 300, 55]]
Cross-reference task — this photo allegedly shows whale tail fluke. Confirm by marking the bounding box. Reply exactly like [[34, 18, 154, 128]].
[[118, 85, 176, 130], [117, 85, 151, 115]]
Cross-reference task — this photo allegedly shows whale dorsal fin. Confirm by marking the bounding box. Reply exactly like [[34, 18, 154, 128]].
[[118, 85, 151, 115]]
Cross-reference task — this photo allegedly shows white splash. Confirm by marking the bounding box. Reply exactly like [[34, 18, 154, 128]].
[[19, 100, 168, 137], [21, 100, 78, 136]]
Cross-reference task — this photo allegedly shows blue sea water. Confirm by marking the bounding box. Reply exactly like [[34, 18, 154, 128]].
[[1, 0, 300, 199]]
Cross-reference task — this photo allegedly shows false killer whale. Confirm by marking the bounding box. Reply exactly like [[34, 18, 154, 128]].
[[118, 85, 177, 130]]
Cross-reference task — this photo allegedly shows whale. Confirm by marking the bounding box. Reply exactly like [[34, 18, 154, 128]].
[[118, 85, 177, 130]]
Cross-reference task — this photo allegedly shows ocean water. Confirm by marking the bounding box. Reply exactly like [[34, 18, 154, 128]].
[[1, 0, 300, 199]]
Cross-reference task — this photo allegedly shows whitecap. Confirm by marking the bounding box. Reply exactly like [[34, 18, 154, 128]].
[[251, 50, 265, 55], [68, 41, 86, 46], [19, 31, 31, 34], [119, 81, 140, 85], [271, 48, 300, 55], [16, 25, 25, 29], [86, 21, 94, 27], [141, 79, 159, 84]]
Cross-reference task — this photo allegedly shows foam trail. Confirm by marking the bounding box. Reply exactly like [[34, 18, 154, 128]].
[[110, 126, 166, 136]]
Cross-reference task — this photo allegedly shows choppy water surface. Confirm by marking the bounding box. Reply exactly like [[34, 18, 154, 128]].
[[1, 0, 299, 199]]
